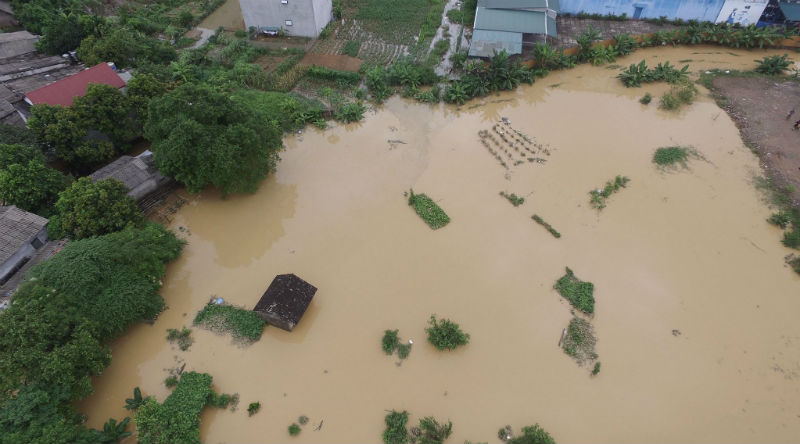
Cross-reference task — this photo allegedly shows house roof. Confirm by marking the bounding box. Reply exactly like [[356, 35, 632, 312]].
[[476, 0, 559, 10], [0, 206, 47, 265], [474, 7, 554, 35], [779, 1, 800, 21], [25, 63, 125, 107], [469, 30, 523, 57], [253, 274, 317, 331], [0, 31, 35, 44], [90, 152, 167, 201]]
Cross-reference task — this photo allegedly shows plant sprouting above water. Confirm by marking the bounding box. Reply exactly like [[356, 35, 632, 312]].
[[407, 189, 451, 229], [500, 191, 525, 207], [589, 175, 630, 210], [754, 54, 793, 75], [166, 326, 193, 351], [382, 329, 412, 361], [561, 316, 599, 366], [653, 146, 703, 169], [426, 315, 470, 350], [248, 402, 261, 416], [554, 267, 595, 314], [531, 214, 561, 238]]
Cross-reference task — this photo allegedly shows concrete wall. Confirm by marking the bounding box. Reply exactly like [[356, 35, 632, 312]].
[[559, 0, 727, 22], [0, 227, 46, 284], [239, 0, 331, 37]]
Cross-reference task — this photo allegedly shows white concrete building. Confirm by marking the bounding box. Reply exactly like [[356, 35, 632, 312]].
[[239, 0, 332, 38]]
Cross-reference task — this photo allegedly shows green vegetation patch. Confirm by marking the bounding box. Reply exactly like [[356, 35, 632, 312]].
[[554, 267, 595, 314], [639, 92, 652, 105], [193, 302, 266, 342], [342, 40, 361, 57], [134, 371, 214, 444], [426, 315, 470, 350], [653, 146, 702, 169], [499, 424, 556, 444], [500, 191, 525, 207], [382, 329, 412, 361], [659, 83, 698, 111], [248, 402, 261, 416], [561, 317, 598, 366], [531, 214, 561, 238], [383, 410, 409, 444], [408, 189, 451, 229], [589, 175, 630, 210], [618, 60, 689, 87], [166, 326, 193, 351], [382, 410, 453, 444], [754, 54, 793, 75]]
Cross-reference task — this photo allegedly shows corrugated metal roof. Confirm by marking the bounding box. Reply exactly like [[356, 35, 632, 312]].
[[0, 31, 35, 44], [468, 29, 523, 57], [0, 206, 47, 265], [779, 1, 800, 21], [25, 63, 126, 107], [477, 0, 549, 8], [474, 7, 549, 34]]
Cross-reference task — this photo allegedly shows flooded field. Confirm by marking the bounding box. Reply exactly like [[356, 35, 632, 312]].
[[81, 46, 800, 443]]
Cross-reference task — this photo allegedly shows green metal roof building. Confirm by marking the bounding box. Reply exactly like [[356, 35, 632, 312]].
[[469, 0, 559, 58]]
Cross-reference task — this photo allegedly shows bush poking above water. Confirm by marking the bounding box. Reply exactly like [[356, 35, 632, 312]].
[[531, 214, 561, 238], [413, 416, 453, 444], [166, 326, 193, 351], [639, 93, 652, 105], [500, 424, 556, 444], [288, 423, 301, 436], [383, 329, 400, 354], [554, 267, 595, 314], [407, 189, 451, 229], [383, 410, 409, 444], [500, 191, 525, 207], [561, 317, 598, 366], [659, 83, 697, 110], [653, 146, 702, 169], [754, 54, 793, 75], [426, 315, 470, 350], [193, 301, 266, 343], [589, 175, 629, 210], [248, 402, 261, 416]]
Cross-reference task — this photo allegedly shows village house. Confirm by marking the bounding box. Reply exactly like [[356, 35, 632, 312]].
[[559, 0, 769, 25], [24, 62, 127, 107], [90, 151, 171, 202], [239, 0, 332, 37], [469, 0, 560, 58], [0, 206, 47, 289]]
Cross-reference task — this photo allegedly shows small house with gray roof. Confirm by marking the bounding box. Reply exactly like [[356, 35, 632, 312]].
[[90, 151, 170, 202], [469, 0, 559, 58], [0, 205, 48, 286]]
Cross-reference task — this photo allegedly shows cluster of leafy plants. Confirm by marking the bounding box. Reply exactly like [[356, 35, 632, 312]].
[[342, 40, 361, 57], [500, 191, 525, 207], [166, 327, 193, 351], [306, 65, 362, 85], [426, 315, 470, 350], [561, 317, 598, 366], [754, 54, 794, 75], [407, 189, 451, 229], [382, 410, 453, 444], [770, 208, 800, 249], [193, 301, 267, 342], [554, 267, 595, 314], [248, 402, 261, 416], [0, 142, 69, 217], [531, 214, 561, 238], [382, 329, 412, 360], [499, 423, 556, 444], [444, 51, 537, 105], [0, 225, 183, 443], [639, 92, 653, 105], [589, 175, 630, 210], [659, 83, 698, 111], [653, 146, 702, 169], [618, 60, 689, 87]]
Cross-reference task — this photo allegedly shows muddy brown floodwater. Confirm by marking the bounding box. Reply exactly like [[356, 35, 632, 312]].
[[80, 46, 800, 443]]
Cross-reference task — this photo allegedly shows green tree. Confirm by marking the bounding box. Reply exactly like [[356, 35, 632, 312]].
[[77, 27, 177, 69], [127, 73, 173, 119], [28, 104, 115, 174], [50, 177, 142, 239], [0, 224, 184, 443], [0, 124, 37, 147], [0, 153, 69, 216], [36, 12, 104, 55], [144, 83, 282, 195], [73, 83, 137, 151]]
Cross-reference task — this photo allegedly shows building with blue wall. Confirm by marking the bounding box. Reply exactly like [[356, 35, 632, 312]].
[[559, 0, 728, 22]]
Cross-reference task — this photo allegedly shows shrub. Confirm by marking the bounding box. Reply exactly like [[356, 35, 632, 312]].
[[592, 362, 602, 376], [299, 415, 309, 425], [248, 402, 261, 416], [788, 255, 800, 275], [335, 101, 366, 123], [50, 177, 143, 239], [383, 410, 409, 444], [426, 315, 470, 350], [639, 93, 652, 105], [499, 191, 525, 207], [165, 375, 178, 387], [783, 229, 800, 249], [166, 326, 193, 351], [416, 417, 453, 444], [561, 317, 598, 366], [554, 267, 595, 314], [342, 40, 361, 57], [407, 188, 450, 229], [768, 211, 793, 229], [653, 146, 701, 169], [289, 423, 301, 436], [531, 215, 561, 238], [754, 54, 793, 75], [383, 329, 400, 354], [589, 175, 630, 210], [193, 302, 267, 342], [432, 39, 450, 58], [207, 391, 236, 408], [125, 387, 145, 411], [446, 9, 463, 24], [135, 372, 214, 444], [397, 343, 411, 359], [506, 424, 556, 444]]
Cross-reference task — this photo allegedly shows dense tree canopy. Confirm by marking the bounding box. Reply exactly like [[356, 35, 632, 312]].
[[77, 26, 177, 69], [144, 83, 283, 195], [126, 73, 174, 119], [0, 124, 37, 147], [36, 12, 105, 55], [0, 224, 184, 444], [49, 177, 142, 239], [72, 84, 137, 151], [0, 146, 69, 216]]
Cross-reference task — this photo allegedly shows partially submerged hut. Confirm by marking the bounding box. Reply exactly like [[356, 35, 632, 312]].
[[253, 274, 317, 331]]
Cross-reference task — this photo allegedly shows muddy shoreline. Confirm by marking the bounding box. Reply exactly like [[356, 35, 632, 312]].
[[706, 75, 800, 206]]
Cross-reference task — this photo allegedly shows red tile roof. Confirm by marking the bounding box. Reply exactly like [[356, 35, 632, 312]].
[[25, 63, 126, 107]]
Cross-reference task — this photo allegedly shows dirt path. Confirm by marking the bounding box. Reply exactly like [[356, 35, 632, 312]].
[[709, 75, 800, 205], [429, 0, 463, 76]]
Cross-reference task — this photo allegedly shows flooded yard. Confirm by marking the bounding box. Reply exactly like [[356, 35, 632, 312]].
[[80, 46, 800, 443]]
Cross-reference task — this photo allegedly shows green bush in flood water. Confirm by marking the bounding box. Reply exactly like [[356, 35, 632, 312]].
[[288, 423, 301, 436], [504, 424, 556, 444], [407, 189, 450, 229], [589, 175, 629, 210], [500, 191, 525, 207], [659, 83, 697, 110], [248, 402, 261, 416], [426, 315, 470, 350], [561, 317, 598, 366], [554, 267, 595, 314], [166, 326, 193, 350], [135, 371, 214, 444], [193, 302, 266, 342], [531, 214, 561, 238], [653, 146, 702, 169], [383, 410, 409, 444]]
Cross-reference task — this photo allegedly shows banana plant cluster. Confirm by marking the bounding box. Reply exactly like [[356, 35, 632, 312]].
[[443, 50, 538, 105], [617, 60, 689, 87]]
